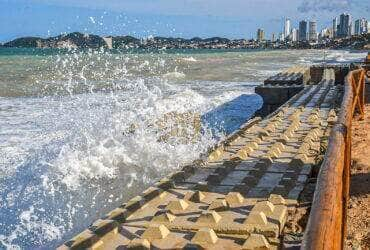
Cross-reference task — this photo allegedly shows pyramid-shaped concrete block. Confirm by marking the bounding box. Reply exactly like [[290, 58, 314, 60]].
[[244, 211, 268, 225], [208, 199, 229, 211], [252, 201, 275, 215], [242, 234, 270, 250], [268, 194, 286, 205], [189, 191, 206, 203], [191, 228, 218, 245], [225, 192, 244, 206], [166, 199, 189, 211], [127, 238, 150, 250], [152, 211, 176, 223], [142, 224, 170, 241], [197, 211, 222, 224]]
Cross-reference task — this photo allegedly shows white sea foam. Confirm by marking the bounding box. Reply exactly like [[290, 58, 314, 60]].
[[163, 71, 186, 79], [179, 57, 197, 62]]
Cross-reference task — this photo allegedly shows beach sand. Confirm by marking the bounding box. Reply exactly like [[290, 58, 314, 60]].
[[346, 103, 370, 249]]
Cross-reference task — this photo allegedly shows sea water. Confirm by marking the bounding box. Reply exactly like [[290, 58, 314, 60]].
[[0, 48, 366, 249]]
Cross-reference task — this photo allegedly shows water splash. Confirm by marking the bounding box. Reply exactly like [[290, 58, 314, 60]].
[[0, 49, 257, 249]]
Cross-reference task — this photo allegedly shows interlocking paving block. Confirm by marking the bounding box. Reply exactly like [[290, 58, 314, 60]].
[[61, 75, 341, 249]]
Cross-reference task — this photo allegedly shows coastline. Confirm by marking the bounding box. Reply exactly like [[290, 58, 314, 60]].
[[1, 32, 369, 51]]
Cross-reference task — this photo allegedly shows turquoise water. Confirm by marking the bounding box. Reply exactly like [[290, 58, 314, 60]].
[[0, 48, 366, 249]]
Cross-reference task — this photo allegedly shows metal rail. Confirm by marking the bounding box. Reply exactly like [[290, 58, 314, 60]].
[[302, 68, 366, 250]]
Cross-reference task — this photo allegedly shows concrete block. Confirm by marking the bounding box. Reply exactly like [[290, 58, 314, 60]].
[[197, 211, 222, 224], [155, 178, 174, 190], [125, 196, 144, 212], [105, 207, 130, 222], [142, 187, 161, 201], [268, 194, 286, 205], [152, 211, 176, 223], [252, 201, 275, 216], [166, 199, 189, 212], [208, 199, 229, 211], [168, 171, 186, 182], [142, 224, 170, 241], [189, 191, 206, 202], [65, 230, 102, 249], [242, 234, 270, 250], [191, 228, 218, 245], [225, 192, 244, 206], [89, 219, 118, 236], [127, 239, 151, 250], [244, 211, 268, 225]]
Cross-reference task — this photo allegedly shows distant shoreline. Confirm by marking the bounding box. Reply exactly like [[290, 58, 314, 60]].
[[0, 32, 369, 51]]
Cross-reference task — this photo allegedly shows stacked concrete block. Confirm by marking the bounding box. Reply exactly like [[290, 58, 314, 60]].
[[264, 66, 310, 86]]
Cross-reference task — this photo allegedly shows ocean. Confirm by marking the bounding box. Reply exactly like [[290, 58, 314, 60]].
[[0, 48, 366, 249]]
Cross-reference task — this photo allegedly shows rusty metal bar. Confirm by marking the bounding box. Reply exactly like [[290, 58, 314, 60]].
[[302, 68, 366, 250]]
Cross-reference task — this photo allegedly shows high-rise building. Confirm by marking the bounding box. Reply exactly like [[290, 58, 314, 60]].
[[257, 28, 265, 41], [291, 28, 298, 42], [320, 28, 331, 40], [338, 13, 351, 37], [299, 20, 308, 41], [332, 17, 338, 38], [309, 20, 318, 42], [355, 18, 368, 35], [355, 19, 361, 35], [279, 33, 284, 41], [284, 18, 291, 41], [271, 33, 276, 42]]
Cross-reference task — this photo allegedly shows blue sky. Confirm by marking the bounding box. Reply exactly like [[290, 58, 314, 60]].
[[0, 0, 369, 42]]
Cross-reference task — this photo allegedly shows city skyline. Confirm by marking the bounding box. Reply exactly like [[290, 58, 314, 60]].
[[257, 12, 369, 43], [1, 0, 369, 42]]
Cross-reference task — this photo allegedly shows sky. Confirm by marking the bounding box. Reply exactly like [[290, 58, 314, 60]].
[[0, 0, 369, 42]]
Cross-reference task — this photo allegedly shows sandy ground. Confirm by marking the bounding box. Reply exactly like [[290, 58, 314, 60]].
[[346, 104, 370, 249]]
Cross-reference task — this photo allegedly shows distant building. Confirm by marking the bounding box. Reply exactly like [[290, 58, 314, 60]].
[[103, 37, 113, 49], [257, 28, 265, 41], [299, 20, 308, 41], [332, 17, 338, 38], [349, 22, 354, 36], [309, 21, 318, 42], [355, 19, 360, 35], [338, 13, 351, 38], [291, 28, 298, 42], [271, 33, 276, 42], [319, 28, 331, 41], [284, 18, 291, 41], [355, 18, 368, 35], [279, 33, 284, 41]]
